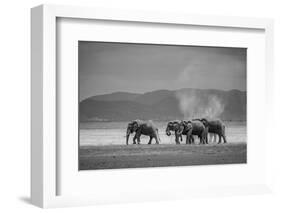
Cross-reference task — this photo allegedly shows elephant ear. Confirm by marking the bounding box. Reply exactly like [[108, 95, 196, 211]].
[[176, 121, 184, 134], [170, 121, 177, 128], [176, 120, 182, 128], [184, 121, 192, 130], [183, 120, 189, 125], [182, 120, 189, 125], [132, 120, 140, 130], [200, 118, 209, 127], [179, 120, 187, 131], [180, 120, 187, 127], [177, 120, 183, 129]]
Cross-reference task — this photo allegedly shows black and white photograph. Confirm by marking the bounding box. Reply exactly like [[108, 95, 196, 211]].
[[78, 41, 247, 170]]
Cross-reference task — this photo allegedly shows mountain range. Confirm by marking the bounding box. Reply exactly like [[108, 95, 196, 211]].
[[79, 88, 246, 122]]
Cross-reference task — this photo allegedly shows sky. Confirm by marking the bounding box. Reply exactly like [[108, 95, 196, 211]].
[[79, 41, 246, 101]]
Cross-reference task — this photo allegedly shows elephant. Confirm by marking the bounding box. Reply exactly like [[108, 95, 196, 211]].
[[165, 120, 184, 144], [126, 120, 160, 145], [180, 120, 208, 144], [193, 118, 227, 143]]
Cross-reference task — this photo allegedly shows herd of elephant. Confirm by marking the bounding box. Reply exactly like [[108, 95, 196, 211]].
[[126, 118, 227, 145]]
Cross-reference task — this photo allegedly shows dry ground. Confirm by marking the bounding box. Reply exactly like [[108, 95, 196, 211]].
[[79, 142, 246, 170]]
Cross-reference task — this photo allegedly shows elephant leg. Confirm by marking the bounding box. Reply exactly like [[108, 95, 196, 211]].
[[214, 134, 217, 143], [175, 134, 180, 144], [202, 135, 206, 144], [222, 135, 227, 143], [204, 134, 208, 144], [189, 136, 192, 144], [133, 134, 137, 144], [153, 130, 160, 144], [177, 134, 180, 144], [202, 136, 206, 144], [201, 135, 207, 144], [134, 132, 141, 144], [198, 136, 201, 144], [180, 135, 183, 142], [148, 136, 152, 145], [154, 135, 160, 144], [199, 135, 203, 145], [186, 130, 192, 144], [190, 135, 194, 144], [203, 131, 208, 144], [186, 135, 189, 144], [218, 135, 222, 144]]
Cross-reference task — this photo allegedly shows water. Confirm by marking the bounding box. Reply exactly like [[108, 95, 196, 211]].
[[79, 121, 246, 146]]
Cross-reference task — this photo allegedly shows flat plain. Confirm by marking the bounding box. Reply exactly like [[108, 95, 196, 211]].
[[79, 142, 247, 170]]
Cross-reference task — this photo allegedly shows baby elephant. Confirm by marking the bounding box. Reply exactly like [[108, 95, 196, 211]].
[[126, 120, 160, 145]]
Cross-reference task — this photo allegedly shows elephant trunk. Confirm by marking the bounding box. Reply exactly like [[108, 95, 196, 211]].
[[177, 125, 184, 135], [166, 126, 171, 136], [126, 128, 130, 145]]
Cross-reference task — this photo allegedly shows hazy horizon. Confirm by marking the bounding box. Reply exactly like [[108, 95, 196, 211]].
[[79, 42, 246, 101]]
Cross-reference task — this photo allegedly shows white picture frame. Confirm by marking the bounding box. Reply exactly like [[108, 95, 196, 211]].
[[31, 4, 274, 208]]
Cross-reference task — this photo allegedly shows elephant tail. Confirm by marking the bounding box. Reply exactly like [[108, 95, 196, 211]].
[[222, 124, 226, 136]]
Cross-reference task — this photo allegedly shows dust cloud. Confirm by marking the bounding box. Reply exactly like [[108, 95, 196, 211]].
[[175, 90, 225, 120]]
